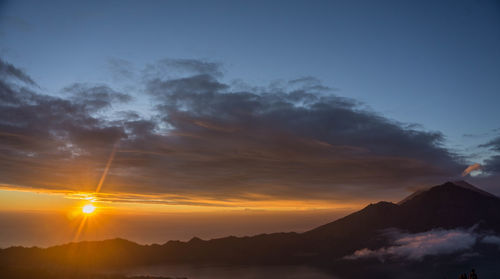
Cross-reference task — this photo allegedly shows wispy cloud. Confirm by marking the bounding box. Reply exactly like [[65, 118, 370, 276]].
[[0, 59, 37, 86], [462, 163, 481, 177]]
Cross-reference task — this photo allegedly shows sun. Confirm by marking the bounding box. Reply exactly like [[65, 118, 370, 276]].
[[82, 204, 96, 214]]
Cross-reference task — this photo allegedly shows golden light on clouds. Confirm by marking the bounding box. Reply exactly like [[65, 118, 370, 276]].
[[0, 185, 363, 214]]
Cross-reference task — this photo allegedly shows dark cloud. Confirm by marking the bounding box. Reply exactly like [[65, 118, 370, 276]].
[[143, 59, 223, 81], [116, 61, 464, 201], [482, 156, 500, 174], [480, 137, 500, 152], [145, 74, 460, 166], [0, 58, 468, 205], [63, 83, 131, 112], [0, 60, 130, 192], [288, 76, 334, 92], [0, 59, 36, 86], [148, 74, 228, 99], [162, 58, 223, 76], [478, 137, 500, 174]]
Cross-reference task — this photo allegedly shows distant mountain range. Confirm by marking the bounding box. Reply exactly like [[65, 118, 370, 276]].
[[2, 181, 500, 278]]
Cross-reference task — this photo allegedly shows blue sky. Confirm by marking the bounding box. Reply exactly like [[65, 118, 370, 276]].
[[1, 0, 499, 168]]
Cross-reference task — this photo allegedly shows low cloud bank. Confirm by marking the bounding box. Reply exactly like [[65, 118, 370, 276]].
[[345, 227, 500, 262], [481, 235, 500, 245]]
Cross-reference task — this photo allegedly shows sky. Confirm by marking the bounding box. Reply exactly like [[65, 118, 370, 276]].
[[0, 0, 499, 247]]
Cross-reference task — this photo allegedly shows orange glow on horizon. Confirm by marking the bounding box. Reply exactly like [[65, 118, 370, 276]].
[[0, 186, 365, 214]]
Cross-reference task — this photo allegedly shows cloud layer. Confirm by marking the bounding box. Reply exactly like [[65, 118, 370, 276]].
[[0, 58, 470, 206], [345, 227, 500, 262]]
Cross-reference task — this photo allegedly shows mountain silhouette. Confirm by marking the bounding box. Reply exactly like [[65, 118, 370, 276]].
[[395, 180, 500, 232], [1, 181, 499, 271], [306, 180, 500, 240]]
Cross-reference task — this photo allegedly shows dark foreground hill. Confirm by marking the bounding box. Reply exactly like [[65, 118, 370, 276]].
[[1, 181, 500, 278]]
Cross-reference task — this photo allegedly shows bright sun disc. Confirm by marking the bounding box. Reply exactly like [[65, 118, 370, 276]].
[[82, 204, 95, 214]]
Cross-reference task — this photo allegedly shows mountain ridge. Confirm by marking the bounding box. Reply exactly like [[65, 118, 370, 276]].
[[1, 181, 499, 268]]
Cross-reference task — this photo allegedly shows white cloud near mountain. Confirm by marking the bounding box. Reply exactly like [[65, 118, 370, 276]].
[[345, 227, 500, 261], [481, 235, 500, 246]]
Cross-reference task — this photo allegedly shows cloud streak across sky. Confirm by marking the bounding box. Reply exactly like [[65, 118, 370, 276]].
[[1, 58, 496, 207]]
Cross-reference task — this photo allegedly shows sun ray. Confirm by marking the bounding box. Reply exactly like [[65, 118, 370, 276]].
[[72, 215, 88, 242], [95, 143, 118, 194]]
